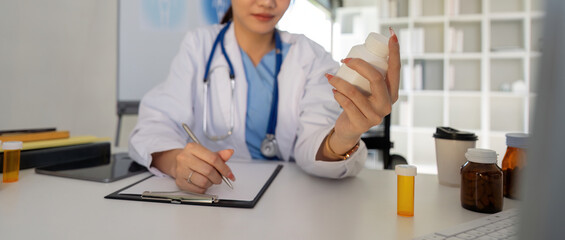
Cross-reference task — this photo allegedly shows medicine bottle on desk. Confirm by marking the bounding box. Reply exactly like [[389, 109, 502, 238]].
[[3, 141, 23, 183], [460, 148, 503, 213], [335, 32, 389, 96], [502, 133, 528, 199], [396, 164, 417, 217]]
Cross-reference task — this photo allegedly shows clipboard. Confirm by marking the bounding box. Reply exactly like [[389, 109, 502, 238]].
[[105, 163, 283, 208]]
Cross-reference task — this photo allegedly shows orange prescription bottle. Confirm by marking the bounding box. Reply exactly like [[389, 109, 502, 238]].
[[502, 133, 528, 199], [3, 141, 23, 183], [396, 164, 417, 217]]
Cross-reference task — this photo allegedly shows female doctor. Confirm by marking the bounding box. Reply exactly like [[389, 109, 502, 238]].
[[129, 0, 400, 194]]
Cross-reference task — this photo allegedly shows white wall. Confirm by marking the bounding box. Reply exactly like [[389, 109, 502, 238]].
[[0, 1, 120, 145], [278, 0, 333, 52]]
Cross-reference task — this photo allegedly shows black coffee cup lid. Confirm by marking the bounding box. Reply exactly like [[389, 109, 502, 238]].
[[433, 127, 478, 141]]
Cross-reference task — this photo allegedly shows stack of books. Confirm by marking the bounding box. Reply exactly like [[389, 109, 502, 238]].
[[0, 128, 111, 172]]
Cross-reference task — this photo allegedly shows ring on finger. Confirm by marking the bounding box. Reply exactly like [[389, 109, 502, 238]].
[[187, 171, 194, 184]]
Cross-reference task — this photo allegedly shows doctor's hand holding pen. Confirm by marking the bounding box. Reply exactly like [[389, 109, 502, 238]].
[[319, 29, 400, 161], [151, 144, 236, 194]]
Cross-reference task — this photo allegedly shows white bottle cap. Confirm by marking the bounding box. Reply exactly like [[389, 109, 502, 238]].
[[2, 141, 23, 150], [465, 148, 498, 164], [364, 32, 389, 58], [395, 164, 417, 176], [506, 133, 529, 149]]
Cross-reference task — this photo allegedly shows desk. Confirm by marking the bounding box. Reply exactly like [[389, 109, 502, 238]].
[[0, 162, 518, 240]]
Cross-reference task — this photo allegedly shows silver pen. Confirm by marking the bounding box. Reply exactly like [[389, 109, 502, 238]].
[[182, 123, 234, 189]]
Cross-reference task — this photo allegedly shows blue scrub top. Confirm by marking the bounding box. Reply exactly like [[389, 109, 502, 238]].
[[240, 42, 290, 159]]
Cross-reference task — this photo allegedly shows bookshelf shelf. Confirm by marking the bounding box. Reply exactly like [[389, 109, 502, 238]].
[[448, 53, 482, 59], [448, 15, 483, 22], [489, 13, 528, 20], [411, 53, 445, 60], [380, 18, 410, 25], [490, 52, 529, 58], [413, 16, 445, 23]]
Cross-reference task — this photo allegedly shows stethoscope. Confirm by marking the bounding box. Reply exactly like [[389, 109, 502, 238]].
[[202, 21, 283, 159]]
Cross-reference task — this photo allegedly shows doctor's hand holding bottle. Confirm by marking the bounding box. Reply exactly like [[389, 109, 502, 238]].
[[317, 31, 400, 161]]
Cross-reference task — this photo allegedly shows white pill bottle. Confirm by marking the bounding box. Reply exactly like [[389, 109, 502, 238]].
[[335, 32, 389, 95]]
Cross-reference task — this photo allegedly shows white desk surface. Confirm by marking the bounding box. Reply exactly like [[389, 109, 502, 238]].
[[0, 162, 518, 240]]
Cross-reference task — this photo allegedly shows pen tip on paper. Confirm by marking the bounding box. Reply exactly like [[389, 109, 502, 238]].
[[221, 175, 234, 189]]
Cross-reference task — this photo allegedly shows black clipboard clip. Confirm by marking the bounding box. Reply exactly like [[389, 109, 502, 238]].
[[141, 191, 218, 204]]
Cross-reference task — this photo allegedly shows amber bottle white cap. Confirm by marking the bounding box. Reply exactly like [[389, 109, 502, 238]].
[[464, 148, 497, 164], [395, 164, 417, 176], [2, 141, 23, 150]]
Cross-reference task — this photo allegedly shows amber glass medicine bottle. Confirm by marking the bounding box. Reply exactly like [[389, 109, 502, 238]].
[[460, 148, 503, 213], [502, 133, 528, 199]]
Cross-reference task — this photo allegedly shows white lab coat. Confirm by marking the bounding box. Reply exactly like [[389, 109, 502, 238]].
[[129, 23, 367, 179]]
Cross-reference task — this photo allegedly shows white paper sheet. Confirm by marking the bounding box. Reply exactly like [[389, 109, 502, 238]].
[[119, 162, 279, 201]]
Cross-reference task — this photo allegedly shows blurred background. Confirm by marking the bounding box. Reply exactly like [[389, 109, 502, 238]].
[[0, 0, 544, 174]]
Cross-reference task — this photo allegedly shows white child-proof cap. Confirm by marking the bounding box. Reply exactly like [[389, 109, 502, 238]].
[[395, 164, 417, 176], [506, 133, 529, 149], [364, 32, 389, 58], [465, 148, 498, 164], [2, 141, 23, 150]]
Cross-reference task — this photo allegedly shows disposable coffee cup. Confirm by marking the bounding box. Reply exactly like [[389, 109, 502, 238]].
[[433, 127, 478, 187]]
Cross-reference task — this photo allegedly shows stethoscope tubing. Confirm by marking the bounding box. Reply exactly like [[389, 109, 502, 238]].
[[202, 21, 283, 158]]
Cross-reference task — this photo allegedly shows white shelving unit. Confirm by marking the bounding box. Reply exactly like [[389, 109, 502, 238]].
[[389, 0, 544, 172], [336, 0, 544, 173]]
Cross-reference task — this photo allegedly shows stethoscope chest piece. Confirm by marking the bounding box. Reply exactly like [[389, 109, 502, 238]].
[[260, 134, 280, 159]]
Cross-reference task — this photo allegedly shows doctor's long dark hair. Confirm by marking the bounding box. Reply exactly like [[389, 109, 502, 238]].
[[221, 6, 233, 24]]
